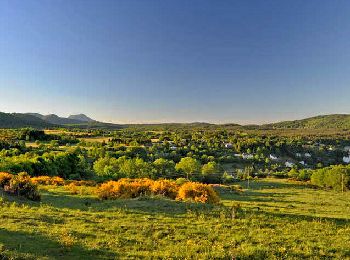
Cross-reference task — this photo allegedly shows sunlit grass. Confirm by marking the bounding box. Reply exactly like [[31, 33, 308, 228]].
[[1, 178, 350, 259]]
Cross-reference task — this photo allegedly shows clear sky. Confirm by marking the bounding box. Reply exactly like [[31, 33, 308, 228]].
[[1, 0, 350, 124]]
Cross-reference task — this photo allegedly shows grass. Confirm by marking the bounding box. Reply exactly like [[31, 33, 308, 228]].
[[78, 137, 111, 143], [1, 179, 350, 259]]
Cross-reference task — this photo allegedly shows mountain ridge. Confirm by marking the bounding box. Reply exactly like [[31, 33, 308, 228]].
[[1, 112, 350, 130]]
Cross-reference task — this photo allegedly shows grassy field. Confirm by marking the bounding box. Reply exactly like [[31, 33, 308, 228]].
[[1, 179, 350, 259]]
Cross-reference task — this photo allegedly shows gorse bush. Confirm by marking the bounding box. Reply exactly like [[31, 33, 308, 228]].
[[4, 172, 41, 201], [0, 172, 13, 188], [97, 178, 220, 203], [176, 182, 220, 204], [151, 179, 178, 199], [31, 176, 65, 186], [97, 178, 154, 199], [65, 180, 97, 187]]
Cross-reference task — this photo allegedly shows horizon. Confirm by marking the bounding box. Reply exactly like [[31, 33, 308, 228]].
[[1, 0, 350, 124], [2, 110, 349, 126]]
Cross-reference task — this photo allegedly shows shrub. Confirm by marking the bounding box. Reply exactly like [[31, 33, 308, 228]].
[[65, 183, 78, 195], [4, 172, 41, 201], [176, 178, 188, 186], [97, 178, 153, 200], [65, 180, 96, 187], [51, 176, 65, 186], [176, 182, 220, 204], [31, 176, 51, 185], [311, 165, 350, 191], [0, 172, 13, 188], [151, 179, 178, 199], [31, 176, 65, 186], [97, 178, 221, 204]]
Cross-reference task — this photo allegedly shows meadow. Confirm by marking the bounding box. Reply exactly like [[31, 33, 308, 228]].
[[1, 178, 349, 260]]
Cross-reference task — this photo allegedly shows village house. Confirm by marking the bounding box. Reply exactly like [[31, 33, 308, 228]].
[[269, 154, 278, 160], [224, 143, 233, 148], [285, 161, 294, 168], [242, 153, 254, 160], [343, 156, 350, 164]]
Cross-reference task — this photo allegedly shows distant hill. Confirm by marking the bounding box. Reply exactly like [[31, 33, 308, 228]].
[[68, 114, 95, 122], [2, 112, 350, 130], [25, 112, 122, 129], [0, 112, 54, 128], [27, 113, 86, 125], [263, 114, 350, 129]]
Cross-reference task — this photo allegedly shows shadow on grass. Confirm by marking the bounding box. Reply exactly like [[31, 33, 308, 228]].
[[252, 209, 350, 226], [237, 179, 308, 190], [0, 228, 118, 260], [219, 189, 302, 204], [26, 190, 215, 216]]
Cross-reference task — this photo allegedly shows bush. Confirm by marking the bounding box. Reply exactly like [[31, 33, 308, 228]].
[[65, 180, 96, 187], [176, 182, 220, 204], [31, 176, 65, 186], [97, 178, 221, 203], [0, 172, 13, 188], [311, 165, 350, 191], [151, 179, 178, 199], [176, 178, 188, 186], [97, 178, 153, 199], [65, 183, 78, 195], [4, 172, 41, 201], [31, 176, 51, 185]]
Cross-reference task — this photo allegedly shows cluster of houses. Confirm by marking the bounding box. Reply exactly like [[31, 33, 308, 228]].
[[226, 142, 350, 168]]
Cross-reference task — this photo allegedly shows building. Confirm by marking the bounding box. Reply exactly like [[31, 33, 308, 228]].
[[224, 143, 233, 148], [343, 156, 350, 164], [269, 154, 278, 160], [285, 161, 294, 168]]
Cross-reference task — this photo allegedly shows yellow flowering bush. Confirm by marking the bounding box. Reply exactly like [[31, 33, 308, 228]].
[[176, 182, 220, 204], [31, 176, 65, 186], [0, 172, 13, 188], [97, 178, 220, 203]]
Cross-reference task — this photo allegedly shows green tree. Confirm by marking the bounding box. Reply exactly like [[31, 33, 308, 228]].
[[153, 158, 176, 179], [175, 157, 201, 180]]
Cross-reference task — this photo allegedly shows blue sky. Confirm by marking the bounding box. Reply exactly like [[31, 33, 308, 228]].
[[1, 0, 350, 124]]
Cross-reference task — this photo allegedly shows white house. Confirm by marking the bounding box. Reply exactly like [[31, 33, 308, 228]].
[[343, 156, 350, 164], [170, 146, 177, 150], [304, 153, 311, 158], [285, 161, 294, 168], [224, 143, 233, 148], [299, 161, 306, 166], [269, 154, 278, 160], [296, 153, 302, 157], [242, 153, 254, 160], [344, 146, 350, 153]]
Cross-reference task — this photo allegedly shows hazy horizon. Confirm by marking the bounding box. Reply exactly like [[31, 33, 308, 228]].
[[1, 0, 350, 124]]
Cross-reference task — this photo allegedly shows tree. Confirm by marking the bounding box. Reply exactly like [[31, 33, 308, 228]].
[[153, 158, 176, 179], [201, 162, 223, 183], [175, 157, 201, 180]]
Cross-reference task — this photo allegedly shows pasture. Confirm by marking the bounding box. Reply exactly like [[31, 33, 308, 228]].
[[0, 178, 349, 259]]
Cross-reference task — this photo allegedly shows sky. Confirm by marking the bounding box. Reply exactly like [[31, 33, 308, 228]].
[[1, 0, 350, 124]]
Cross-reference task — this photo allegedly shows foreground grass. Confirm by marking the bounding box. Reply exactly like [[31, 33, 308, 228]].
[[0, 179, 350, 259]]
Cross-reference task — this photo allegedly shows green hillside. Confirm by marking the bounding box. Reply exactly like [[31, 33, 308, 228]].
[[264, 114, 350, 129], [0, 112, 54, 129]]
